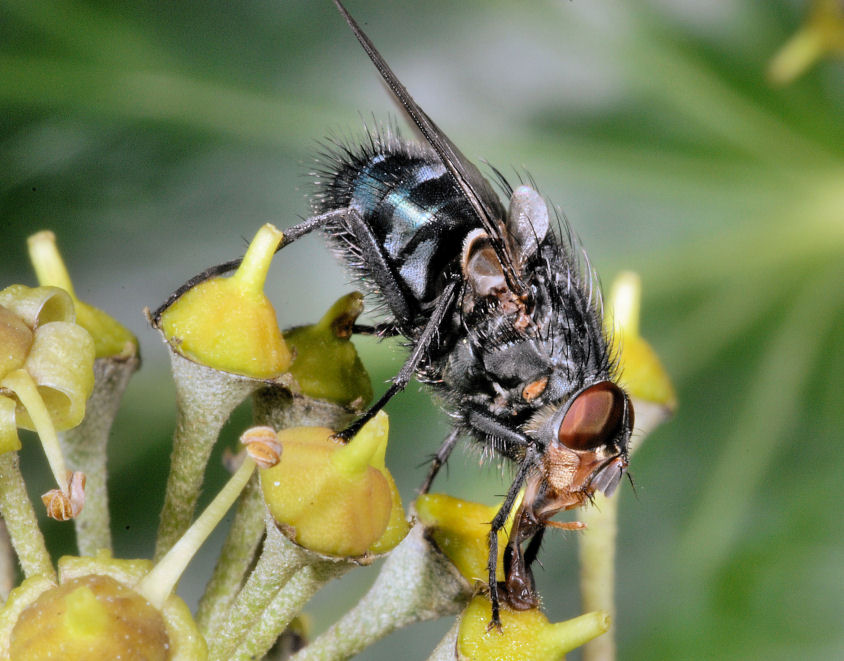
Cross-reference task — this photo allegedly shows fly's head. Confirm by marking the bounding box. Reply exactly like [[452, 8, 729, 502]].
[[530, 380, 634, 521]]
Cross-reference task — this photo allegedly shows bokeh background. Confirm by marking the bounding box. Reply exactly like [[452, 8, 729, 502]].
[[2, 1, 842, 659]]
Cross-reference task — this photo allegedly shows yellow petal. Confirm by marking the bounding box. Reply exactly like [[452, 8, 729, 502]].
[[20, 322, 95, 431], [415, 493, 521, 584], [0, 285, 74, 329], [0, 306, 33, 378]]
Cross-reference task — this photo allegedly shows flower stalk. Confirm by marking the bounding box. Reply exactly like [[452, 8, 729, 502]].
[[154, 224, 291, 559], [0, 452, 54, 581], [292, 523, 470, 661], [579, 272, 675, 661]]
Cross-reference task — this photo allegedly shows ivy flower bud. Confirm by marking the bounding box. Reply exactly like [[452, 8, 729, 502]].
[[159, 223, 291, 378], [27, 230, 138, 359], [415, 493, 522, 585], [283, 292, 373, 407], [768, 0, 844, 85], [0, 553, 206, 660], [456, 596, 609, 661], [260, 411, 406, 557], [606, 272, 676, 413]]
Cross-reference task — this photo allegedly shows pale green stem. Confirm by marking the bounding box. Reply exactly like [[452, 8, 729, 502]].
[[292, 524, 470, 661], [579, 493, 618, 661], [208, 519, 310, 661], [0, 452, 55, 581], [61, 355, 138, 556], [154, 350, 260, 560], [137, 456, 256, 609], [231, 560, 352, 661], [0, 519, 15, 601], [579, 399, 672, 661], [195, 471, 265, 634]]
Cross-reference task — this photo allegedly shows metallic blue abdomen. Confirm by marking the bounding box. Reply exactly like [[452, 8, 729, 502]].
[[315, 137, 492, 328]]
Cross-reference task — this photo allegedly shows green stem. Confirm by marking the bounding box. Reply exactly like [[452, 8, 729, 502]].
[[208, 519, 310, 661], [578, 397, 673, 661], [154, 349, 260, 560], [0, 519, 14, 602], [292, 524, 469, 661], [231, 559, 352, 661], [61, 355, 138, 556], [578, 492, 618, 661], [0, 452, 55, 581]]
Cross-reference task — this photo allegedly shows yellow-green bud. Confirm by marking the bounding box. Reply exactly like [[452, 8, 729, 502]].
[[283, 292, 373, 407], [160, 223, 291, 378], [260, 412, 405, 556], [415, 493, 521, 585], [9, 575, 170, 661], [457, 596, 609, 661]]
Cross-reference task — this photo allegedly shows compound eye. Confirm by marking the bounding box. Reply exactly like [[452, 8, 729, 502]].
[[557, 382, 625, 451]]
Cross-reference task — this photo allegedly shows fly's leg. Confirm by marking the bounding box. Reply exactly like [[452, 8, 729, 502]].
[[333, 277, 459, 441], [486, 448, 537, 630], [351, 323, 400, 337], [152, 208, 348, 322], [419, 428, 460, 494]]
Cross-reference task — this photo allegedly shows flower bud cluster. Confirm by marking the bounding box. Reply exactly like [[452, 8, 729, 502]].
[[0, 226, 674, 661]]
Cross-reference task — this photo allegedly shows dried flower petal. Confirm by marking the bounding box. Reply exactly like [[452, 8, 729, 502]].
[[241, 426, 282, 469]]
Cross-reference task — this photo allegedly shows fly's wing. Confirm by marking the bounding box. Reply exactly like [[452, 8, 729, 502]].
[[333, 0, 526, 296]]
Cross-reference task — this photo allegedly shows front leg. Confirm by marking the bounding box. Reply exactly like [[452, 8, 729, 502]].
[[486, 447, 538, 629], [333, 277, 459, 441], [152, 208, 348, 322]]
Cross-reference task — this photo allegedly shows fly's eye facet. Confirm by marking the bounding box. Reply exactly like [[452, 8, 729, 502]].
[[557, 381, 625, 451]]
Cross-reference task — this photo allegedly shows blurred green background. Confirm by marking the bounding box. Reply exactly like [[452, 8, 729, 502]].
[[2, 1, 842, 659]]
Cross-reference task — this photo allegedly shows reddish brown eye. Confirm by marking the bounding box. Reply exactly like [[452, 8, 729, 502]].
[[557, 382, 625, 451]]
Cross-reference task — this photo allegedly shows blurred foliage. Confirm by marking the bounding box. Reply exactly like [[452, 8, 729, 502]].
[[1, 1, 842, 659]]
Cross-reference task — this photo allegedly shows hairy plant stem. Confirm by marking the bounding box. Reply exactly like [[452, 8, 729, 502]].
[[209, 518, 311, 661], [0, 520, 14, 601], [154, 349, 262, 561], [60, 354, 138, 556], [232, 558, 352, 661], [0, 452, 54, 581], [195, 470, 265, 635], [292, 523, 470, 661]]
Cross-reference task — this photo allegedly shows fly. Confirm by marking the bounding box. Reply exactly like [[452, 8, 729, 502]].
[[156, 0, 634, 628]]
